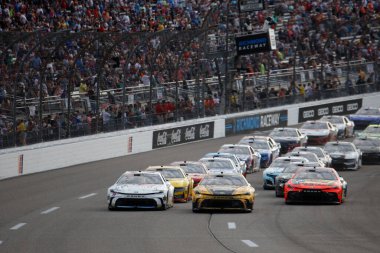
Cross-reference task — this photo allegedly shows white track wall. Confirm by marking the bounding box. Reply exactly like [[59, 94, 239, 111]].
[[1, 92, 379, 180]]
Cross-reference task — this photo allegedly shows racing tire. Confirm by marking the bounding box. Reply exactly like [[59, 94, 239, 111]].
[[108, 204, 116, 211], [275, 187, 282, 198], [263, 184, 272, 190]]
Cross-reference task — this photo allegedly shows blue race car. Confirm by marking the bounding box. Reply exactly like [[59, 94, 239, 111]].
[[349, 107, 380, 130], [238, 136, 280, 168], [262, 156, 309, 190]]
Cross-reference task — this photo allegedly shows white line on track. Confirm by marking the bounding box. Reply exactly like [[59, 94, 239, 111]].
[[241, 240, 259, 247], [10, 223, 26, 230], [41, 207, 60, 214], [78, 193, 97, 199], [228, 222, 236, 230]]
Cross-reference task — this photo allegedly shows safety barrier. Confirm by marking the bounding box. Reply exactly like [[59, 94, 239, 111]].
[[1, 92, 380, 180]]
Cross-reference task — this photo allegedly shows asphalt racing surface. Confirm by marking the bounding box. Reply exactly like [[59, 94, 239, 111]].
[[0, 133, 380, 253]]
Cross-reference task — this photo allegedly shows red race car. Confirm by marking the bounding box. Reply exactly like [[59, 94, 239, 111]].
[[284, 167, 347, 204]]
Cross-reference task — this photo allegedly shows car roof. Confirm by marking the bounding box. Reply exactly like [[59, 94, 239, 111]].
[[122, 171, 162, 176], [146, 165, 184, 171], [272, 127, 298, 131], [296, 167, 336, 173], [241, 135, 270, 140], [171, 161, 204, 166], [325, 141, 352, 145], [221, 144, 250, 148], [200, 157, 234, 162]]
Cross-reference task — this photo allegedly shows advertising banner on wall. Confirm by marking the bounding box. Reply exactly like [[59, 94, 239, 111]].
[[298, 98, 362, 122], [235, 31, 273, 55], [152, 122, 214, 149], [225, 110, 288, 136]]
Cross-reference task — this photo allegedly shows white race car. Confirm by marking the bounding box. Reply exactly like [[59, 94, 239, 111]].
[[107, 171, 174, 210]]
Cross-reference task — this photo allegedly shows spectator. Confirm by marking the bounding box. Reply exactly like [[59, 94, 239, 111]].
[[16, 119, 27, 146]]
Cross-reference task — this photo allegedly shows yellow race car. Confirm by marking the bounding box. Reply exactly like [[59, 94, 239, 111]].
[[146, 165, 193, 202], [192, 173, 255, 213]]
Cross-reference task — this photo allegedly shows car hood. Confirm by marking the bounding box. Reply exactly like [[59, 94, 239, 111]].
[[301, 129, 330, 136], [168, 178, 189, 187], [277, 173, 294, 180], [272, 137, 298, 142], [264, 167, 285, 174], [290, 179, 337, 188], [208, 168, 238, 174], [236, 154, 250, 161], [112, 184, 165, 194], [329, 152, 357, 159], [197, 185, 250, 195]]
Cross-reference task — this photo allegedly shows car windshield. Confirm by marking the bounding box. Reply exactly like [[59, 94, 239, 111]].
[[201, 159, 235, 170], [282, 166, 299, 173], [324, 144, 355, 153], [219, 146, 250, 155], [117, 173, 163, 185], [156, 169, 184, 179], [293, 147, 324, 157], [289, 153, 319, 163], [271, 158, 306, 167], [363, 126, 380, 133], [204, 154, 238, 164], [321, 116, 343, 124], [240, 140, 270, 149], [270, 129, 298, 137], [356, 108, 380, 115], [353, 138, 380, 146], [179, 164, 206, 174], [200, 176, 248, 186], [302, 122, 327, 129], [294, 171, 337, 180]]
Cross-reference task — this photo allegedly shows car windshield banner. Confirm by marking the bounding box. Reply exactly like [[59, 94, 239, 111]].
[[153, 122, 214, 149], [298, 98, 362, 122], [225, 110, 288, 136]]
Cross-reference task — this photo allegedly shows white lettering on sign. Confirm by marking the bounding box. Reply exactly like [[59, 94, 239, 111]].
[[318, 108, 329, 116], [157, 132, 167, 146], [260, 113, 280, 127], [185, 127, 195, 140], [347, 103, 358, 111], [171, 129, 181, 144], [303, 110, 314, 119], [199, 125, 210, 138], [332, 105, 344, 114]]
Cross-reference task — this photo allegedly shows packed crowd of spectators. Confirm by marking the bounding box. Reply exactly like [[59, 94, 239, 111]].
[[1, 0, 380, 148]]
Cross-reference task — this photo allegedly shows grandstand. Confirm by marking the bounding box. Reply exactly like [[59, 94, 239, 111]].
[[1, 0, 380, 148]]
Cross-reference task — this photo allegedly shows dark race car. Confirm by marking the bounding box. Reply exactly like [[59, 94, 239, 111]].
[[284, 167, 347, 204], [323, 141, 362, 170], [352, 137, 380, 164], [269, 127, 307, 154]]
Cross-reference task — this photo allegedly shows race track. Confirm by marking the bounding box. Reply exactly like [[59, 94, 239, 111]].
[[0, 133, 380, 253]]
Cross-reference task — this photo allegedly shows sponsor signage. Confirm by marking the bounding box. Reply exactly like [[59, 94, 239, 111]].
[[225, 110, 288, 136], [152, 122, 214, 149], [235, 31, 273, 55], [239, 0, 264, 12], [298, 98, 362, 122]]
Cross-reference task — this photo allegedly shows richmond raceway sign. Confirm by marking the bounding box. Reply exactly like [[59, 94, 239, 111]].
[[225, 110, 288, 136], [152, 122, 214, 149], [298, 98, 362, 122]]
